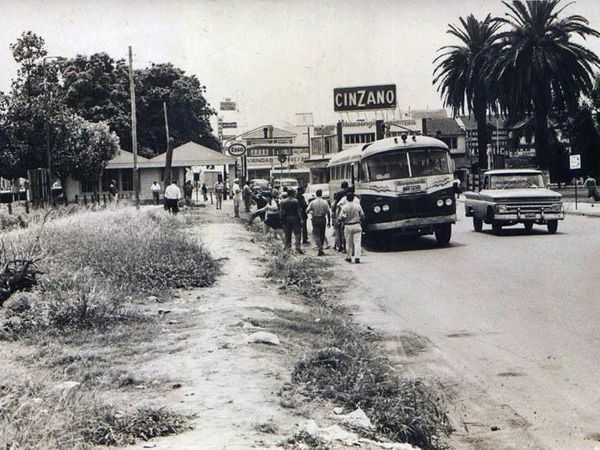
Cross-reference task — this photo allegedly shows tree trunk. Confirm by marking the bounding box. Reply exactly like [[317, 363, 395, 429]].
[[474, 88, 488, 171], [533, 102, 550, 169]]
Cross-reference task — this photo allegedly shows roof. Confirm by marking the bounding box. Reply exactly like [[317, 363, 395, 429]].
[[423, 117, 464, 136], [146, 141, 235, 167], [106, 151, 150, 169], [485, 169, 542, 175], [240, 125, 297, 140], [458, 115, 511, 130]]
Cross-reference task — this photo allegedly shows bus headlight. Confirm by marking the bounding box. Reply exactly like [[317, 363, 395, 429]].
[[436, 199, 444, 207], [374, 205, 381, 213], [382, 204, 390, 212], [445, 198, 453, 206]]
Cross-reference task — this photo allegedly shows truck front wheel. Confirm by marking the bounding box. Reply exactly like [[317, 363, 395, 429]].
[[547, 220, 558, 234], [473, 217, 483, 232], [492, 220, 503, 235]]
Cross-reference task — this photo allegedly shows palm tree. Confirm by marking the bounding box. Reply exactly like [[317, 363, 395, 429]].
[[491, 0, 600, 168], [434, 14, 501, 170]]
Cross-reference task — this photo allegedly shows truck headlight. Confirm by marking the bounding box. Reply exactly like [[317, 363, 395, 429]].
[[382, 204, 390, 212], [445, 198, 453, 206], [436, 199, 444, 207], [374, 205, 381, 213], [496, 204, 508, 213], [551, 203, 562, 212]]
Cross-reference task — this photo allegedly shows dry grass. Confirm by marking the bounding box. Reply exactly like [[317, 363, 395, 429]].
[[0, 205, 215, 448]]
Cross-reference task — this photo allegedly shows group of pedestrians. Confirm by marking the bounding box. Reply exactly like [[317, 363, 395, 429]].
[[246, 181, 364, 263]]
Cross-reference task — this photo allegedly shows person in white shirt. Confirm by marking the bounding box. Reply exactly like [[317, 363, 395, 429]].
[[339, 191, 365, 263], [164, 180, 182, 214], [232, 179, 242, 217], [150, 181, 161, 205]]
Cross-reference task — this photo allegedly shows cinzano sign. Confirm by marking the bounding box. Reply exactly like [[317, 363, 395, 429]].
[[334, 84, 396, 112]]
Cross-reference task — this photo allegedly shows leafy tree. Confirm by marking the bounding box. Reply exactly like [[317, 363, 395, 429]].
[[59, 57, 219, 157], [434, 14, 501, 170], [492, 0, 600, 169]]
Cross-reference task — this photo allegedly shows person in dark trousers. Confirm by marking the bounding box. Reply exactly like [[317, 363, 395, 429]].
[[279, 188, 303, 254], [201, 183, 208, 201], [243, 181, 252, 213], [306, 189, 331, 256], [332, 181, 348, 251], [249, 190, 269, 224], [164, 180, 182, 215], [108, 179, 119, 201], [297, 186, 310, 244], [150, 181, 161, 205], [184, 180, 193, 206]]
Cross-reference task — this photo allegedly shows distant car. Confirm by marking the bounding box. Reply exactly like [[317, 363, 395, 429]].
[[249, 178, 269, 193], [464, 169, 564, 234], [302, 183, 330, 204], [272, 178, 299, 191]]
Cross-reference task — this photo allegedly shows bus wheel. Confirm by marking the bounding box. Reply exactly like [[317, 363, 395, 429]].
[[547, 220, 558, 234], [434, 223, 452, 245], [473, 217, 483, 232]]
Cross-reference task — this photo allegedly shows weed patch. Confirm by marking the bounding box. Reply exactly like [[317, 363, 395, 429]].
[[262, 238, 450, 449]]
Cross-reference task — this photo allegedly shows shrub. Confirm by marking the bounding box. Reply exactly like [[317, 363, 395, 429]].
[[1, 271, 143, 339], [44, 208, 218, 295]]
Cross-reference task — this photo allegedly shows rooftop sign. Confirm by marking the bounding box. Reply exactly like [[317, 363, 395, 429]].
[[333, 84, 396, 112]]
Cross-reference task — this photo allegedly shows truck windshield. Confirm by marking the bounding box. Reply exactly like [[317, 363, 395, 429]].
[[363, 148, 450, 181], [490, 174, 545, 189]]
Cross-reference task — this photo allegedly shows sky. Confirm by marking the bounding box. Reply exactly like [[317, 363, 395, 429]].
[[2, 0, 600, 130]]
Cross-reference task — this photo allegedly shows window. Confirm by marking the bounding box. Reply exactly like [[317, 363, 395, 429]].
[[121, 169, 133, 191], [344, 133, 375, 144], [490, 174, 544, 189], [364, 151, 410, 181], [409, 149, 450, 177], [102, 171, 115, 191]]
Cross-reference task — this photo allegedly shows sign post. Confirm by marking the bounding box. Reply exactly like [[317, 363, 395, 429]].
[[570, 154, 581, 210], [278, 153, 287, 186]]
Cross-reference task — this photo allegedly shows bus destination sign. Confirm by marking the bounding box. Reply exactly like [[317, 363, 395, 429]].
[[333, 84, 396, 112]]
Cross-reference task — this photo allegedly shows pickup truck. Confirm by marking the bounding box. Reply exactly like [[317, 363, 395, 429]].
[[464, 169, 564, 234]]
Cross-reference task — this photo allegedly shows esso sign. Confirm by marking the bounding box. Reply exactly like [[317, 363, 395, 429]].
[[228, 143, 246, 157]]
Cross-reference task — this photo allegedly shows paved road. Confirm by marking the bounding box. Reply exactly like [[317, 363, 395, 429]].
[[338, 210, 600, 450]]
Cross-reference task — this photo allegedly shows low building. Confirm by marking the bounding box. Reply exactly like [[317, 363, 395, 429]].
[[64, 141, 235, 202], [421, 117, 467, 168]]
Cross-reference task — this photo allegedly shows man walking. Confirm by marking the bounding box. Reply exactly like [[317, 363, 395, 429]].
[[583, 174, 598, 204], [243, 181, 252, 213], [339, 191, 364, 263], [279, 188, 303, 254], [232, 179, 242, 217], [164, 179, 181, 215], [306, 189, 331, 256], [297, 186, 310, 244], [150, 181, 161, 205], [214, 179, 224, 210], [332, 181, 348, 252]]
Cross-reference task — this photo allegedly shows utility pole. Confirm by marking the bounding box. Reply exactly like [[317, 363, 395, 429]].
[[128, 46, 140, 208], [163, 101, 174, 186]]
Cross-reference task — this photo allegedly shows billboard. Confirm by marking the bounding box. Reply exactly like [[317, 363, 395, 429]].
[[333, 84, 396, 111], [221, 122, 237, 129], [220, 99, 236, 111]]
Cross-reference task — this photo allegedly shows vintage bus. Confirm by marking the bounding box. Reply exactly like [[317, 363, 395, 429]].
[[327, 135, 456, 245]]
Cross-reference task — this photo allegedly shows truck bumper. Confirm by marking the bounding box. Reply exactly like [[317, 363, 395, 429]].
[[494, 212, 564, 222]]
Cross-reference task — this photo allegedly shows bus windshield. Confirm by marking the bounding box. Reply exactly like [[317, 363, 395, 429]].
[[363, 148, 450, 181]]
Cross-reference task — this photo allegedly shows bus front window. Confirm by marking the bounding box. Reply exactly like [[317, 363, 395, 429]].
[[409, 149, 450, 177], [365, 151, 409, 181]]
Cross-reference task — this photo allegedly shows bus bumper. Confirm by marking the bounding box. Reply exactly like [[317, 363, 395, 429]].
[[366, 214, 456, 232]]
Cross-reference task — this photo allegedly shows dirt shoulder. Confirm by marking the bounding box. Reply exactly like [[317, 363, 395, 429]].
[[122, 205, 431, 450]]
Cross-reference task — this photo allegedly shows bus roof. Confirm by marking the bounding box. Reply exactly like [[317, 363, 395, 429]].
[[362, 135, 448, 159], [327, 135, 449, 167]]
